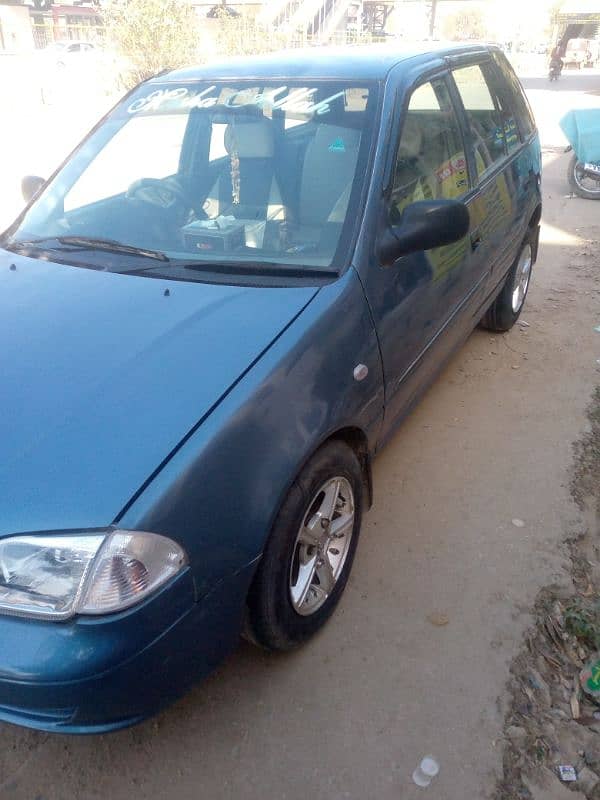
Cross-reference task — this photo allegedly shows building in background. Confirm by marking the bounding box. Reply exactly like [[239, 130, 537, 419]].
[[1, 0, 397, 51], [2, 0, 600, 54], [232, 0, 395, 40], [554, 0, 600, 65], [0, 1, 34, 50], [30, 2, 102, 48], [0, 0, 101, 50]]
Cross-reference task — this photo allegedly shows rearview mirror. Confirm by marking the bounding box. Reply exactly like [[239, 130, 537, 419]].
[[379, 199, 470, 266], [21, 175, 45, 204]]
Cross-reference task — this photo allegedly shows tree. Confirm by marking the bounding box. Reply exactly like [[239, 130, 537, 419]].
[[442, 8, 489, 41], [210, 13, 290, 59], [101, 0, 200, 89]]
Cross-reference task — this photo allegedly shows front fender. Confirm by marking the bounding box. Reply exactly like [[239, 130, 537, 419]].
[[117, 267, 384, 596]]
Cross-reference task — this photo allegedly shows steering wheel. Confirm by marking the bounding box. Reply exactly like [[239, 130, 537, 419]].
[[126, 177, 190, 211]]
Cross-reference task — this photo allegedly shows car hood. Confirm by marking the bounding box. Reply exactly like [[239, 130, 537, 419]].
[[0, 253, 318, 536]]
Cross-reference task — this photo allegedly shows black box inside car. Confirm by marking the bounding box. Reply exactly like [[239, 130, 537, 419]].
[[182, 219, 245, 254]]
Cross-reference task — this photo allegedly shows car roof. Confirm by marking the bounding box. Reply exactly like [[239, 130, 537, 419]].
[[157, 42, 498, 83]]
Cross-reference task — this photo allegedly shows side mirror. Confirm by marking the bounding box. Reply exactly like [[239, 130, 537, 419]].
[[379, 199, 470, 266], [21, 175, 45, 204]]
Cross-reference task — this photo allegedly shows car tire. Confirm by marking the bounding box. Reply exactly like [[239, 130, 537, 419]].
[[246, 440, 363, 651], [480, 234, 534, 332]]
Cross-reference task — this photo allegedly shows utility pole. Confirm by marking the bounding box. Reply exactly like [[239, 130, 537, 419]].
[[429, 0, 438, 37]]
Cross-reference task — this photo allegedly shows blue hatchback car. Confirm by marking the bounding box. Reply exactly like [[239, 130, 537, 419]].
[[0, 44, 541, 732]]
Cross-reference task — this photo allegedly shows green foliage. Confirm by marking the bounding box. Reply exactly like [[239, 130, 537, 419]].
[[211, 15, 287, 59], [100, 0, 379, 91], [564, 597, 600, 651], [101, 0, 200, 88]]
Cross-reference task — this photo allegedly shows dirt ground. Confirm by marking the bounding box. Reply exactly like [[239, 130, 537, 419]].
[[494, 381, 600, 800], [1, 70, 600, 800]]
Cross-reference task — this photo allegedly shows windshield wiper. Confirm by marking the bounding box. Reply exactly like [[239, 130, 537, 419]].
[[7, 236, 169, 262], [58, 236, 170, 262]]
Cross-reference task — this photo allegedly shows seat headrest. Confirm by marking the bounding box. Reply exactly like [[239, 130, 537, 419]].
[[224, 120, 274, 158], [398, 115, 422, 158]]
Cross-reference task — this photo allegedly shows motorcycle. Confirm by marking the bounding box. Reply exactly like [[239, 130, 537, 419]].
[[560, 109, 600, 200], [548, 59, 562, 81]]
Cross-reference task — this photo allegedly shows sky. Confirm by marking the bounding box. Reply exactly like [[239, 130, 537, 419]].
[[387, 0, 565, 45]]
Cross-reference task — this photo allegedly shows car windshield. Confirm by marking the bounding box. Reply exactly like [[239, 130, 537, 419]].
[[6, 80, 378, 277]]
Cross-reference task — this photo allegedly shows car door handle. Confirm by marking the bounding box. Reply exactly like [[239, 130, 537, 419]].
[[470, 232, 482, 251]]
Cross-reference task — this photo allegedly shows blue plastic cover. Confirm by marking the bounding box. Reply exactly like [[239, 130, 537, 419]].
[[560, 109, 600, 164]]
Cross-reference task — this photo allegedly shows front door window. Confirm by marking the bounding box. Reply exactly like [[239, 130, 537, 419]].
[[390, 78, 469, 225], [389, 78, 470, 285]]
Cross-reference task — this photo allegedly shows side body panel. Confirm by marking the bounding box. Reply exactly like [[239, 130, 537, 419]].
[[471, 133, 541, 313], [354, 60, 491, 436], [446, 52, 542, 312], [353, 49, 541, 443]]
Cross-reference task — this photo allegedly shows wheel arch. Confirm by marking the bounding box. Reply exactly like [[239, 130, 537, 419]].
[[268, 425, 374, 521], [327, 426, 373, 510], [528, 204, 542, 262], [528, 204, 542, 230]]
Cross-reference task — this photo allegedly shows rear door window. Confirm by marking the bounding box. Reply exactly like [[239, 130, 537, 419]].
[[452, 64, 508, 180], [491, 51, 536, 140], [479, 62, 521, 154]]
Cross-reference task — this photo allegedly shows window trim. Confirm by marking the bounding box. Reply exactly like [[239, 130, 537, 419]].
[[444, 50, 491, 69]]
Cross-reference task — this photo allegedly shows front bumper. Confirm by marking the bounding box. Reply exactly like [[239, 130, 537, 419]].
[[0, 561, 256, 733]]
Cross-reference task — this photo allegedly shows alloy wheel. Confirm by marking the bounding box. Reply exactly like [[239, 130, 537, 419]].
[[511, 244, 532, 313], [289, 477, 355, 616]]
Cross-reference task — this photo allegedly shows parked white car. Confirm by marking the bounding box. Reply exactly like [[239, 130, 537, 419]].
[[564, 38, 594, 69], [42, 41, 101, 69]]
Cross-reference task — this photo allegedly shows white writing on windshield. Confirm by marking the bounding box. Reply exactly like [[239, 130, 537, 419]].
[[127, 86, 346, 117]]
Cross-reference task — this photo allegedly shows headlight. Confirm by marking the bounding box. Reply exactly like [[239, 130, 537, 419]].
[[0, 530, 187, 620]]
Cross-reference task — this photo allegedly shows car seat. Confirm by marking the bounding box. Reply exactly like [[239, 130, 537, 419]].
[[204, 118, 285, 224], [279, 123, 362, 255], [299, 124, 361, 225]]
